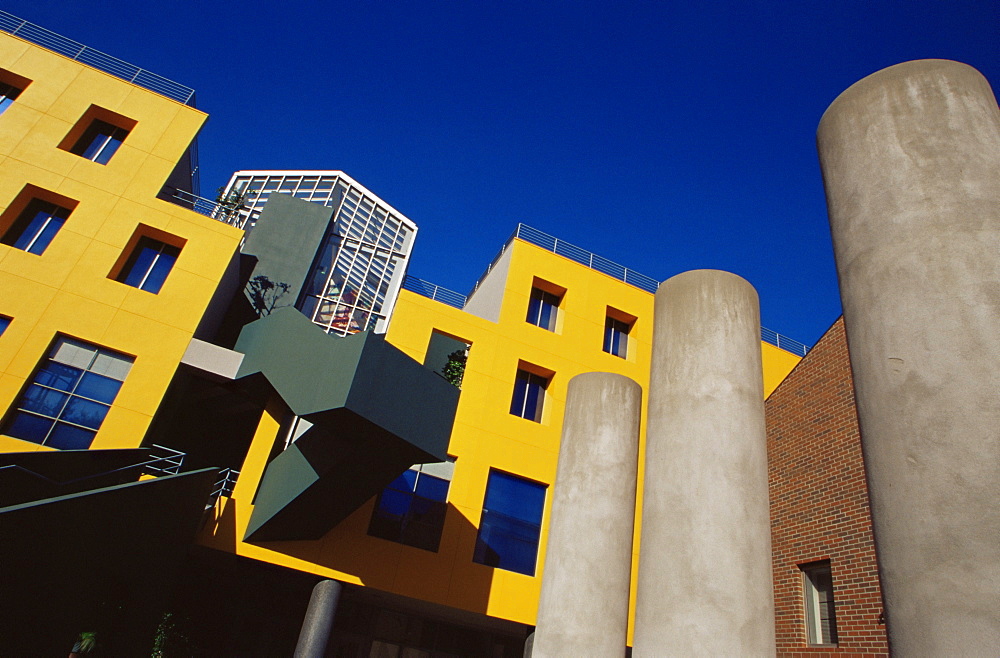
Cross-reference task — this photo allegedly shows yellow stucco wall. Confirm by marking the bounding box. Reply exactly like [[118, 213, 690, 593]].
[[200, 238, 801, 632], [0, 34, 242, 453]]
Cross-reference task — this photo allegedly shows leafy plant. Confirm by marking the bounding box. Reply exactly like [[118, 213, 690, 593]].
[[442, 349, 467, 388], [214, 186, 255, 226], [71, 631, 97, 654]]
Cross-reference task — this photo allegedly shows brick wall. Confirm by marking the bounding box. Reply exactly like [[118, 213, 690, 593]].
[[766, 318, 889, 656]]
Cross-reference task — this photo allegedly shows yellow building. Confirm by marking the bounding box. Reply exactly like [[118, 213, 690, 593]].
[[0, 28, 242, 456], [189, 223, 800, 655], [0, 17, 803, 656]]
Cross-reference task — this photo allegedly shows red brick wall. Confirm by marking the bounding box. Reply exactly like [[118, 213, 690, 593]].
[[766, 318, 889, 656]]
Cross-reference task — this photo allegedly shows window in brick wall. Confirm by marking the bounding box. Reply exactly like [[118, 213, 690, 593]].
[[802, 560, 838, 646]]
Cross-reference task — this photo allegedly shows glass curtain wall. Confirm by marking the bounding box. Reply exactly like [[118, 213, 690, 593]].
[[223, 172, 416, 337]]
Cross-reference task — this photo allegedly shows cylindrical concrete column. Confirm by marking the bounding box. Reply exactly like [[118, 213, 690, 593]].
[[633, 270, 775, 657], [293, 579, 342, 658], [533, 373, 642, 658], [817, 60, 1000, 654]]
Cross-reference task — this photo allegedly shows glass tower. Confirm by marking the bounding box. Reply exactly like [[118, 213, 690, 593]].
[[222, 170, 417, 336]]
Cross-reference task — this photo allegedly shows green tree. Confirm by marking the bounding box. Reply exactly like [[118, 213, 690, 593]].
[[441, 350, 467, 388]]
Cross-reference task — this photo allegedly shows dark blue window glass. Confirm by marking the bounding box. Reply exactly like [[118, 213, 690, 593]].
[[0, 316, 10, 335], [415, 474, 450, 501], [473, 470, 546, 576], [70, 119, 128, 165], [75, 372, 123, 404], [117, 237, 181, 293], [526, 287, 559, 331], [2, 199, 71, 255], [510, 369, 547, 422], [0, 338, 132, 449], [20, 386, 69, 417], [604, 316, 630, 358], [34, 362, 82, 392], [368, 467, 451, 552], [46, 424, 96, 451], [61, 398, 110, 430], [5, 412, 55, 444]]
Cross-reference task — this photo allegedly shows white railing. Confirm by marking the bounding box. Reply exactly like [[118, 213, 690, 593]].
[[0, 11, 196, 105], [425, 223, 811, 356], [143, 444, 186, 476], [402, 276, 467, 309]]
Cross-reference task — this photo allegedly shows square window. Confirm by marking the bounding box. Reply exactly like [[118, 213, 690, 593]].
[[603, 308, 636, 359], [117, 237, 181, 293], [0, 68, 30, 116], [0, 81, 22, 115], [802, 561, 838, 646], [510, 367, 549, 423], [109, 226, 186, 294], [425, 330, 471, 389], [473, 470, 547, 576], [1, 337, 134, 450], [1, 196, 74, 256], [58, 105, 137, 166], [368, 459, 454, 552], [70, 120, 129, 164], [526, 287, 561, 332]]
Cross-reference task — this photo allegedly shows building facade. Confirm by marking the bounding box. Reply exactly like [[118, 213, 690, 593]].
[[0, 15, 892, 658]]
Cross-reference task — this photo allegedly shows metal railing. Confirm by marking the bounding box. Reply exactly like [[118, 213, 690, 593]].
[[160, 186, 230, 221], [760, 327, 810, 357], [207, 468, 241, 508], [143, 444, 186, 476], [0, 11, 197, 105], [402, 276, 467, 309], [406, 223, 811, 356]]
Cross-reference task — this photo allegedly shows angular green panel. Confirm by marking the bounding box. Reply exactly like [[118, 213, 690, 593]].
[[240, 193, 334, 303], [234, 309, 460, 542]]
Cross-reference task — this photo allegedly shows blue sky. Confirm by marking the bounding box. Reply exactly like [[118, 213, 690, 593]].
[[6, 1, 998, 346]]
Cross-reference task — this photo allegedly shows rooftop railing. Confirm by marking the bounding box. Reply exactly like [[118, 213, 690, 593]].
[[403, 276, 467, 309], [408, 223, 811, 356], [0, 11, 197, 106]]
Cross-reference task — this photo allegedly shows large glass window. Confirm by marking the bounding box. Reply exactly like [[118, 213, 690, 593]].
[[2, 337, 134, 450], [70, 119, 129, 164], [115, 236, 181, 293], [803, 561, 838, 646], [510, 368, 548, 423], [526, 287, 560, 331], [368, 460, 454, 552], [473, 470, 547, 576], [1, 199, 72, 255]]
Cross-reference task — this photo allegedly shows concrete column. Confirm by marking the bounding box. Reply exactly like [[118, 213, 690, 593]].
[[633, 270, 775, 657], [532, 373, 642, 657], [817, 60, 1000, 654], [293, 579, 342, 658]]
